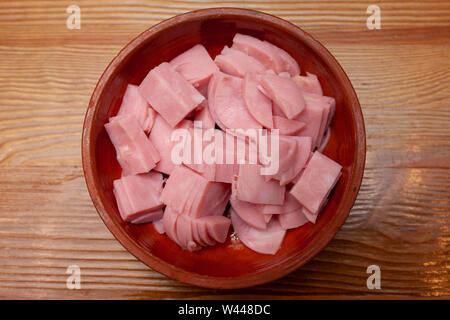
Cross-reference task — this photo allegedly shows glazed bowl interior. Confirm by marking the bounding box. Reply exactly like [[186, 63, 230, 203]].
[[82, 8, 365, 289]]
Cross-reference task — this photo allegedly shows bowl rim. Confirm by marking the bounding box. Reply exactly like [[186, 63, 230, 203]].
[[82, 7, 366, 289]]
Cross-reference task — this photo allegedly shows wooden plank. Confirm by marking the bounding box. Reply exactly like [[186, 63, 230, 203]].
[[0, 166, 448, 298], [0, 1, 449, 46], [0, 43, 448, 167], [0, 1, 449, 27]]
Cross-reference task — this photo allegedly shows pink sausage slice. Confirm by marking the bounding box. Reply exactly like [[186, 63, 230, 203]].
[[265, 136, 299, 186], [117, 84, 155, 132], [302, 92, 336, 147], [113, 172, 164, 222], [232, 33, 284, 73], [196, 219, 216, 246], [290, 150, 313, 186], [232, 164, 285, 205], [170, 44, 218, 91], [213, 131, 241, 183], [176, 214, 202, 252], [214, 46, 266, 77], [209, 72, 261, 131], [191, 219, 207, 247], [295, 101, 325, 149], [230, 198, 267, 230], [263, 135, 309, 187], [291, 137, 312, 182], [303, 92, 335, 127], [290, 151, 342, 214], [130, 208, 163, 225], [143, 107, 157, 132], [215, 162, 239, 184], [193, 100, 215, 129], [181, 126, 216, 181], [200, 215, 231, 243], [263, 41, 300, 76], [138, 62, 205, 127], [163, 207, 183, 246], [262, 192, 302, 215], [292, 73, 323, 95], [161, 165, 230, 218], [243, 73, 273, 129], [272, 116, 306, 135], [148, 115, 193, 175], [261, 73, 306, 119], [137, 169, 164, 193], [230, 208, 286, 255], [153, 217, 165, 234], [105, 115, 160, 176], [278, 207, 309, 230], [302, 207, 317, 224]]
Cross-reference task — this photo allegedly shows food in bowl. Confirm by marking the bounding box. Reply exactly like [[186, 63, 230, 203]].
[[104, 33, 342, 255]]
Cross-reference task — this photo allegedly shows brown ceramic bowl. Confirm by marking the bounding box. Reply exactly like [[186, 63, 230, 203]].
[[82, 8, 365, 289]]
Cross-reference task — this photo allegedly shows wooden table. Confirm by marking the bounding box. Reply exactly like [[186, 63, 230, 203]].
[[0, 1, 448, 299]]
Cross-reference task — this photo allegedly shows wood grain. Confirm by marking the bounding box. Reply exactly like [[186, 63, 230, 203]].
[[0, 166, 448, 298], [0, 0, 449, 298]]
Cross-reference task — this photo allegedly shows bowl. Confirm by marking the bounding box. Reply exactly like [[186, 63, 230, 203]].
[[82, 8, 366, 289]]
